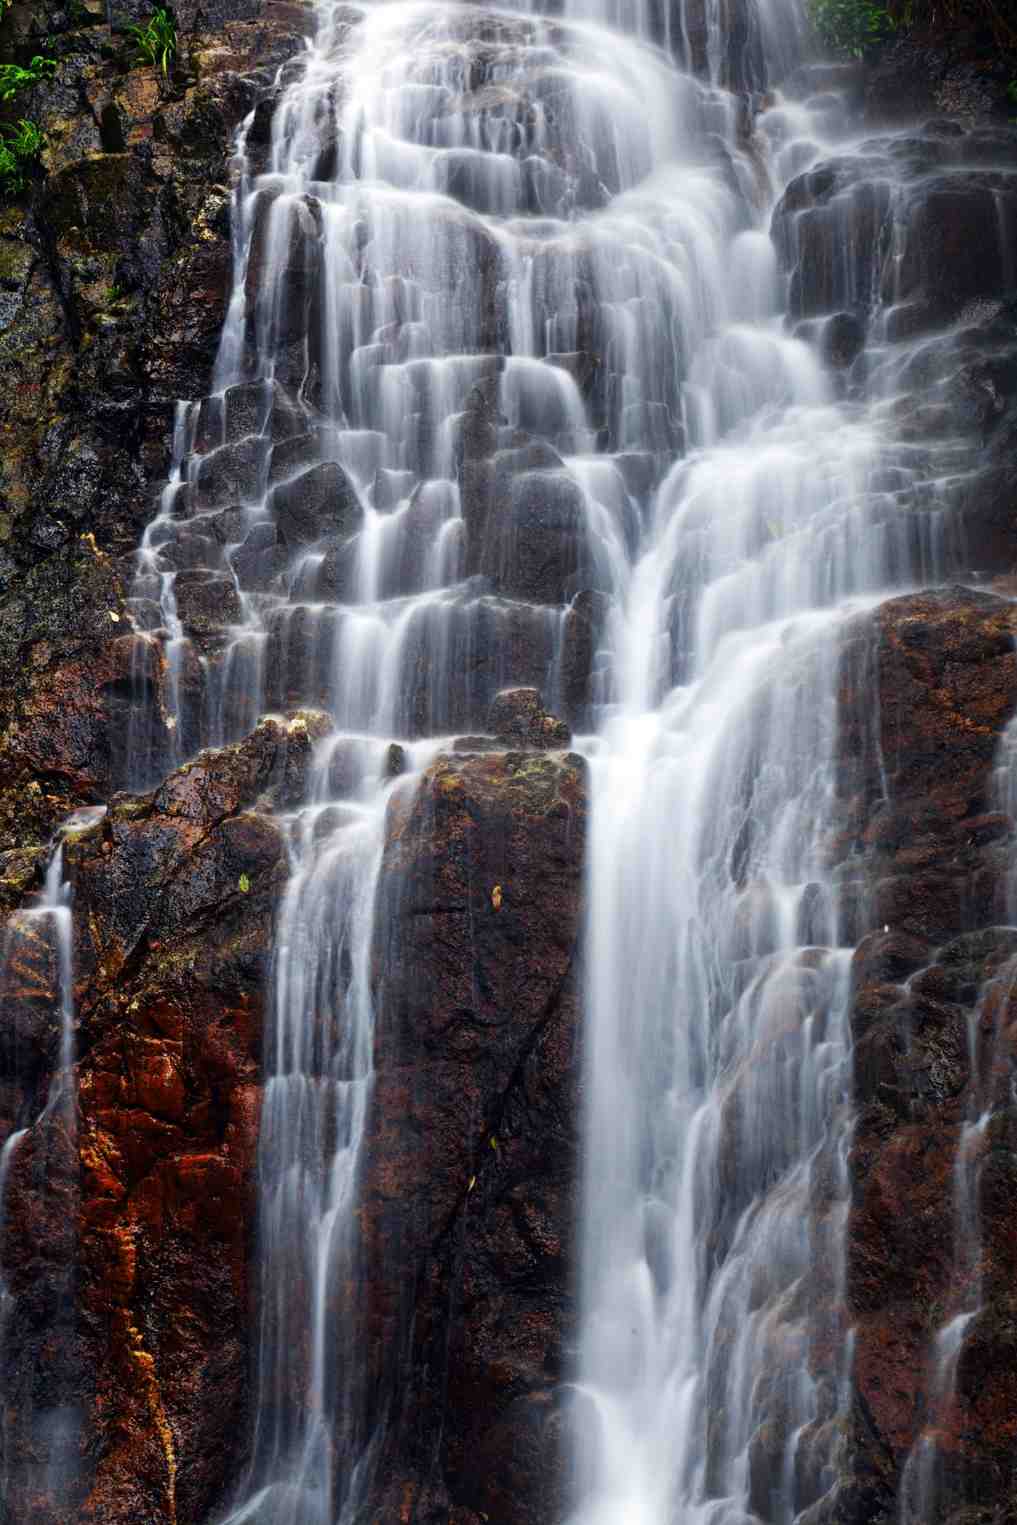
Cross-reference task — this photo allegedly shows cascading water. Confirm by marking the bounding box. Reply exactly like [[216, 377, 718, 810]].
[[896, 716, 1017, 1525], [0, 819, 84, 1514], [108, 0, 1015, 1515], [228, 733, 440, 1525]]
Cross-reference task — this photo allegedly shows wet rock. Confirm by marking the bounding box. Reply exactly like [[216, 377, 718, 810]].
[[840, 588, 1017, 833], [837, 585, 1017, 1522], [194, 380, 304, 452], [560, 589, 609, 728], [363, 749, 586, 1524], [384, 741, 406, 778], [458, 376, 502, 570], [0, 544, 172, 848], [269, 461, 363, 548], [243, 192, 322, 351], [229, 519, 288, 589], [864, 38, 1014, 126], [889, 176, 1017, 321], [173, 571, 243, 635], [0, 723, 300, 1524], [479, 468, 598, 605], [774, 162, 894, 320], [486, 687, 570, 749], [821, 311, 866, 369], [852, 929, 934, 988], [0, 0, 307, 849], [773, 131, 1017, 334], [152, 712, 331, 823], [266, 429, 326, 485], [194, 436, 268, 508]]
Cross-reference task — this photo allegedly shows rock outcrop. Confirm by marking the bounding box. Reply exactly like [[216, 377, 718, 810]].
[[364, 747, 587, 1524], [834, 589, 1017, 1524], [0, 0, 311, 846], [0, 716, 325, 1524]]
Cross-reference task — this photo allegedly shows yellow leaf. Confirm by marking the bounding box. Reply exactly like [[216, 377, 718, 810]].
[[490, 1136, 498, 1152], [491, 884, 502, 910], [108, 610, 121, 622], [467, 1175, 476, 1193]]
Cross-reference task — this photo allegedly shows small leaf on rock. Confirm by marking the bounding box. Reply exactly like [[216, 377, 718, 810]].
[[238, 872, 251, 893], [491, 884, 502, 910]]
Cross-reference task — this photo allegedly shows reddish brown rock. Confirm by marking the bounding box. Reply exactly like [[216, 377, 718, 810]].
[[0, 720, 326, 1524], [835, 587, 1017, 1524], [487, 688, 571, 749], [363, 747, 587, 1524]]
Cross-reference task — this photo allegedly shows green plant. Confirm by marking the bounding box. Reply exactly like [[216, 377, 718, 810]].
[[0, 118, 44, 196], [0, 54, 57, 102], [883, 0, 1017, 48], [806, 0, 894, 56], [127, 7, 176, 76]]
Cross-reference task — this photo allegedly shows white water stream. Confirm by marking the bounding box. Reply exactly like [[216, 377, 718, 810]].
[[110, 0, 989, 1518]]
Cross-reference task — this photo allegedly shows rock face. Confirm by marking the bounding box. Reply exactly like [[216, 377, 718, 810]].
[[0, 717, 325, 1524], [863, 36, 1016, 125], [773, 124, 1017, 337], [0, 0, 311, 846], [364, 748, 587, 1524], [0, 716, 586, 1525], [773, 119, 1017, 602], [834, 589, 1017, 1525]]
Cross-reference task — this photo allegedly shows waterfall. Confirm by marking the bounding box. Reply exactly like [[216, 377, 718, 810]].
[[100, 0, 1009, 1515], [896, 715, 1017, 1525], [0, 821, 83, 1513]]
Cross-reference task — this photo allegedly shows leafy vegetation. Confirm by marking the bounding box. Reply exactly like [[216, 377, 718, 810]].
[[0, 54, 57, 102], [883, 0, 1017, 47], [806, 0, 894, 56], [808, 0, 1017, 54], [0, 117, 44, 196], [127, 7, 177, 76]]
